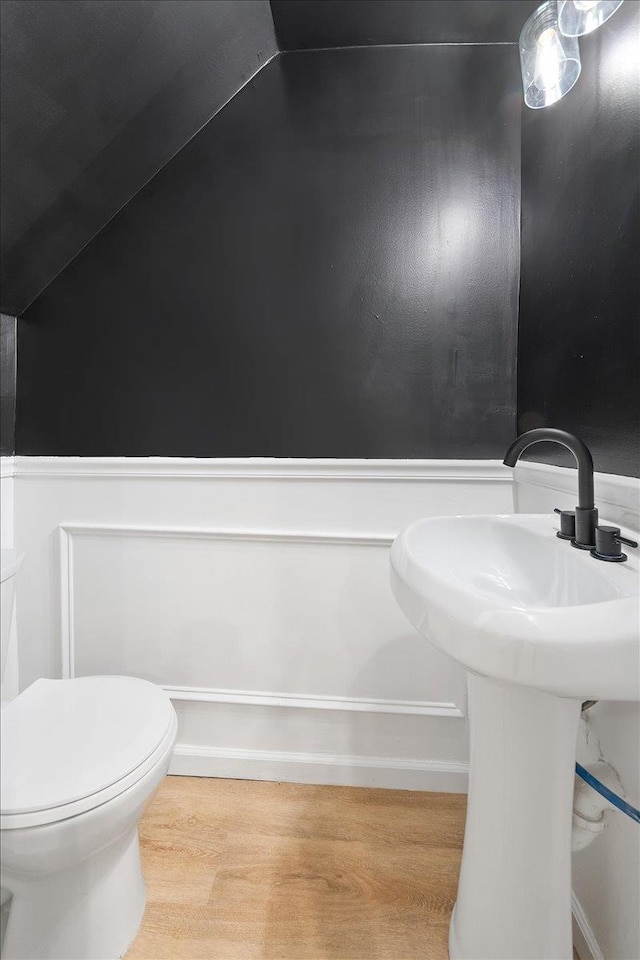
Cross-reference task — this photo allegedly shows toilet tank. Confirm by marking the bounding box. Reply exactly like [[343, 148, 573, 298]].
[[1, 551, 24, 683]]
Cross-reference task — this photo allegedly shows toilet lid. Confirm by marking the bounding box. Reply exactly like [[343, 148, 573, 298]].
[[0, 676, 175, 816]]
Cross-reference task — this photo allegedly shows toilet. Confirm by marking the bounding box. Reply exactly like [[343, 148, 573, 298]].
[[0, 553, 177, 960]]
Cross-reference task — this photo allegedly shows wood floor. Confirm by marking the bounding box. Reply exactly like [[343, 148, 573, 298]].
[[126, 776, 467, 960]]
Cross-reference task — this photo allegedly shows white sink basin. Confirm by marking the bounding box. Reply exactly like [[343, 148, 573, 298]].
[[390, 512, 640, 960], [391, 513, 639, 701]]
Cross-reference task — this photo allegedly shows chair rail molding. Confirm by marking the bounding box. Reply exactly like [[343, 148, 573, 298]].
[[514, 461, 640, 531], [15, 456, 512, 481]]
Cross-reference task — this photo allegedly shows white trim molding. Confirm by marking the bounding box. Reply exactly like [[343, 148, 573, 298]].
[[59, 521, 394, 546], [0, 456, 15, 480], [572, 891, 604, 960], [1, 457, 15, 552], [515, 461, 640, 515], [58, 518, 469, 793], [17, 456, 513, 482], [59, 522, 465, 720], [169, 744, 469, 793], [167, 686, 463, 718]]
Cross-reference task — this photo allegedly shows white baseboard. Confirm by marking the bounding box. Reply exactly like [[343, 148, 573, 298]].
[[169, 744, 469, 793], [572, 891, 604, 960]]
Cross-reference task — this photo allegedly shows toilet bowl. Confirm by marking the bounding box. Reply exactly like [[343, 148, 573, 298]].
[[0, 675, 177, 960]]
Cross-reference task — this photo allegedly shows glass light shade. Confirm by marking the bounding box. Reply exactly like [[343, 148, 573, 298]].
[[520, 1, 581, 109], [558, 0, 624, 37]]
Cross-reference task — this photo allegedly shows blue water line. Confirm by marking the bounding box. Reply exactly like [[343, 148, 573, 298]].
[[575, 763, 640, 824]]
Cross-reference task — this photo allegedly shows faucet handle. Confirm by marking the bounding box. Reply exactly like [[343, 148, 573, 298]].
[[591, 526, 638, 562], [615, 533, 639, 549], [554, 508, 576, 541]]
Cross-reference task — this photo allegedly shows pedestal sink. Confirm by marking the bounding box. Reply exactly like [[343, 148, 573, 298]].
[[390, 513, 639, 960]]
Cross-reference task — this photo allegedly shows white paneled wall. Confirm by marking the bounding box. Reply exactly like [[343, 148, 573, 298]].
[[1, 457, 17, 700], [1, 457, 14, 548], [15, 458, 513, 791], [63, 526, 458, 702]]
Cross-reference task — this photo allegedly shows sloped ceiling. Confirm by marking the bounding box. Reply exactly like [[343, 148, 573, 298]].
[[0, 0, 538, 317], [270, 0, 540, 48], [0, 0, 277, 315]]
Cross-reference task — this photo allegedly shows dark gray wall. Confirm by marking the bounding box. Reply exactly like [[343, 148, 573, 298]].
[[0, 0, 277, 315], [1, 314, 16, 456], [17, 45, 521, 457], [518, 0, 639, 477], [271, 0, 539, 47]]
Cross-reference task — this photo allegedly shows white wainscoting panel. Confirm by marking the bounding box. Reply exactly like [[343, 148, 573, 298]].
[[15, 458, 514, 790], [60, 523, 465, 711], [514, 461, 640, 532], [1, 457, 14, 549], [1, 458, 18, 700]]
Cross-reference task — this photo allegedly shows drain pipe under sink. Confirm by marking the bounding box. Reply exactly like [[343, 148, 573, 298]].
[[572, 760, 630, 851]]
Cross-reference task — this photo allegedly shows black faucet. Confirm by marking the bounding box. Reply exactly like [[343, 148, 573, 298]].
[[503, 428, 598, 549]]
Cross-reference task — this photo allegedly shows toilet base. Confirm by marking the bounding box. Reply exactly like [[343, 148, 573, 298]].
[[2, 827, 145, 960]]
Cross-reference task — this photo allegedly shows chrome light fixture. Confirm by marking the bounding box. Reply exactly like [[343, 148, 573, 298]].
[[520, 1, 581, 108], [557, 0, 624, 37]]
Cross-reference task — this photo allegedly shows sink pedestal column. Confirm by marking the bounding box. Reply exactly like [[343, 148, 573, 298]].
[[449, 674, 581, 960]]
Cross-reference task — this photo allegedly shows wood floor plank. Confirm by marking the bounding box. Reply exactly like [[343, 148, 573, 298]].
[[127, 776, 467, 960]]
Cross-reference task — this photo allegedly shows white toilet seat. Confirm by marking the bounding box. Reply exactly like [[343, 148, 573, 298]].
[[1, 675, 176, 830]]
